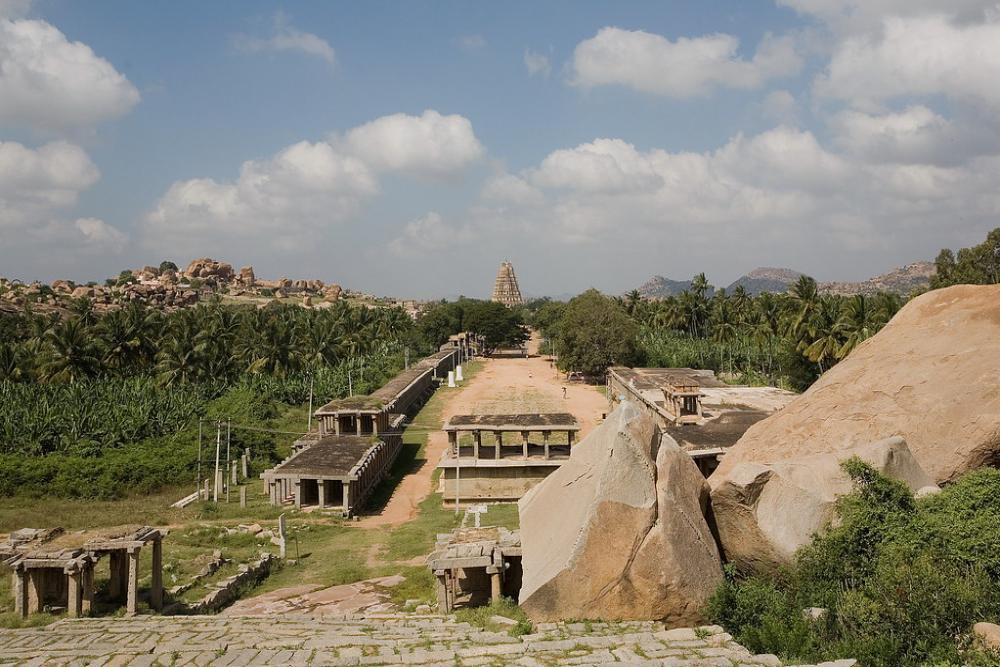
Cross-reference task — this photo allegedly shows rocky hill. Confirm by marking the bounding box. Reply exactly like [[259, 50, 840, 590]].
[[819, 261, 935, 296], [638, 276, 706, 298], [726, 267, 804, 295]]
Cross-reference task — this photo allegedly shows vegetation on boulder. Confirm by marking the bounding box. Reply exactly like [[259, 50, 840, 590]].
[[709, 462, 1000, 667]]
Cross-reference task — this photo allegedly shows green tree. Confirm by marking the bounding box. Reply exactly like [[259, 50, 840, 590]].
[[555, 289, 639, 377]]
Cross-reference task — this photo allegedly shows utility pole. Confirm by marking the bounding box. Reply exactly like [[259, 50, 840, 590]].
[[213, 420, 221, 502], [307, 374, 314, 433], [348, 370, 353, 397], [225, 420, 231, 503], [196, 419, 203, 499]]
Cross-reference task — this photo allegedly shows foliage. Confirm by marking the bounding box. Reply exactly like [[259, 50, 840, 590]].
[[932, 227, 1000, 288], [627, 274, 902, 389], [555, 289, 639, 376], [0, 300, 421, 498], [417, 298, 527, 351], [455, 597, 533, 636], [709, 463, 1000, 667]]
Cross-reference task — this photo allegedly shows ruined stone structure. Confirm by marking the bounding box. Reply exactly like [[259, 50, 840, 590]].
[[437, 413, 580, 502], [262, 349, 460, 516], [427, 527, 521, 612], [1, 526, 165, 619], [491, 261, 523, 307], [607, 367, 794, 476]]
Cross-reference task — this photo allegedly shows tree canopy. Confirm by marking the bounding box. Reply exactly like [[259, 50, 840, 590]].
[[555, 289, 639, 376], [931, 227, 1000, 288], [417, 298, 527, 352]]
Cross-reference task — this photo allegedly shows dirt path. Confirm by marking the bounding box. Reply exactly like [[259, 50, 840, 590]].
[[355, 333, 607, 527]]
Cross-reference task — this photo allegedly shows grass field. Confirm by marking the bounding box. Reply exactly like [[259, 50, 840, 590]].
[[0, 358, 522, 624]]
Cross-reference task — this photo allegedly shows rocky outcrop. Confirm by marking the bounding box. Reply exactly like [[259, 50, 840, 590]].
[[518, 402, 722, 625], [713, 285, 1000, 485], [184, 258, 234, 282], [324, 284, 343, 302], [238, 265, 255, 286], [710, 436, 935, 572], [820, 261, 935, 296]]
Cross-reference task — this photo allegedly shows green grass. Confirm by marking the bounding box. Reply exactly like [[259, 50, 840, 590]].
[[455, 597, 533, 636]]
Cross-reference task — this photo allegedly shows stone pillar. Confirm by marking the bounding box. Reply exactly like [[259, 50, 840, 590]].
[[356, 417, 362, 437], [109, 552, 123, 599], [126, 548, 139, 617], [13, 568, 28, 618], [67, 569, 82, 618], [474, 431, 481, 459], [543, 431, 550, 460], [435, 570, 450, 613], [203, 478, 210, 500], [150, 538, 163, 611], [231, 461, 238, 486], [448, 431, 457, 457], [334, 416, 341, 436], [26, 569, 42, 614], [240, 485, 247, 508], [343, 481, 351, 516], [488, 567, 502, 602], [294, 480, 302, 509], [495, 431, 502, 460], [242, 452, 248, 478], [317, 479, 326, 509], [81, 565, 94, 616], [522, 431, 529, 460]]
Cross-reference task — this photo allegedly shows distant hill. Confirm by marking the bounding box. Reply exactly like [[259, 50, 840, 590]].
[[726, 267, 804, 295], [637, 275, 699, 298], [819, 261, 935, 296]]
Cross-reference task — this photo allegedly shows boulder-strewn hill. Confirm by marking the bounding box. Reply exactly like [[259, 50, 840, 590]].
[[637, 276, 716, 298], [726, 267, 804, 295], [819, 261, 935, 296]]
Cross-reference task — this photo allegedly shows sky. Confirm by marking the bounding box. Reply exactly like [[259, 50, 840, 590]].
[[2, 1, 1000, 299]]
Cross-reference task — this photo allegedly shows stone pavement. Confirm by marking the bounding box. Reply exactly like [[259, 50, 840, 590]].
[[0, 614, 856, 667]]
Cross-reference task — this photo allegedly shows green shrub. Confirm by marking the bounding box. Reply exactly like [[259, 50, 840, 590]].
[[709, 462, 1000, 667]]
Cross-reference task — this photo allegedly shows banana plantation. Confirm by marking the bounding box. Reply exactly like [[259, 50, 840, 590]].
[[0, 300, 428, 498]]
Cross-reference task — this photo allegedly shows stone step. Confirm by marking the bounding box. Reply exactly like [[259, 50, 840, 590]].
[[0, 615, 854, 667]]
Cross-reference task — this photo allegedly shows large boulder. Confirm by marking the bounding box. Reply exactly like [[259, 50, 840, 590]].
[[518, 402, 722, 625], [712, 285, 1000, 485], [710, 436, 936, 572], [183, 258, 234, 282]]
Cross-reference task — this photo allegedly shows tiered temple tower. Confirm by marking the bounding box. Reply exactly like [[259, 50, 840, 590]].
[[491, 261, 523, 307]]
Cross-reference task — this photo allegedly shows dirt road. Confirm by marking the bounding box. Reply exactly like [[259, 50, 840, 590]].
[[357, 333, 607, 526]]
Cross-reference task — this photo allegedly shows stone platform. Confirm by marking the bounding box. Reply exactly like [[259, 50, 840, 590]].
[[0, 614, 855, 666]]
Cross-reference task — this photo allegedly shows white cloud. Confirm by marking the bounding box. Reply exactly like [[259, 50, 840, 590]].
[[569, 27, 802, 97], [145, 110, 483, 256], [0, 18, 140, 131], [0, 0, 32, 18], [777, 0, 995, 33], [481, 173, 544, 206], [233, 12, 335, 65], [0, 141, 99, 216], [816, 15, 1000, 110], [524, 49, 551, 77], [0, 141, 127, 254], [341, 110, 484, 176], [458, 34, 487, 51], [830, 105, 1000, 165], [388, 212, 474, 257], [74, 217, 127, 251], [144, 141, 376, 253], [760, 89, 800, 124], [529, 139, 664, 193], [471, 123, 1000, 267]]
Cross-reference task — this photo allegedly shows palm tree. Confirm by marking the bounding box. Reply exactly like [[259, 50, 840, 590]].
[[38, 319, 102, 383]]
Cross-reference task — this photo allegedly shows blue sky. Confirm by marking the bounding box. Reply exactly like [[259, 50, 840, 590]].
[[2, 1, 999, 297]]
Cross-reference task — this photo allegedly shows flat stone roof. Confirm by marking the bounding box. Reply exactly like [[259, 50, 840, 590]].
[[316, 350, 456, 414], [609, 367, 726, 390], [272, 436, 378, 478], [445, 413, 580, 431]]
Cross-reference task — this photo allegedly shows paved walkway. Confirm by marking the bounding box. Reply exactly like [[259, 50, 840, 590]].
[[0, 614, 855, 666]]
